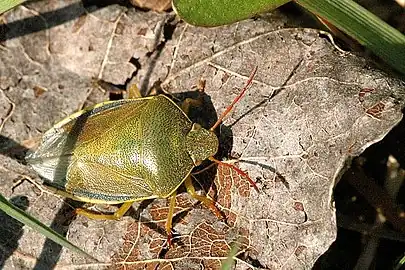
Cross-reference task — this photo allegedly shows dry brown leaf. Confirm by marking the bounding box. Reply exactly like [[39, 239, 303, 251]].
[[1, 1, 405, 269], [130, 0, 172, 12]]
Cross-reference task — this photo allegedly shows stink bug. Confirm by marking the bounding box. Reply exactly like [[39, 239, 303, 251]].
[[26, 67, 258, 245]]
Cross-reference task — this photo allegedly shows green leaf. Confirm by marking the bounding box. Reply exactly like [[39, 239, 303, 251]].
[[0, 0, 26, 14], [296, 0, 405, 75], [0, 193, 96, 261], [173, 0, 290, 27], [173, 0, 405, 75]]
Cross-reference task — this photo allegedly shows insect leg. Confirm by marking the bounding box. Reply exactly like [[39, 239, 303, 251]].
[[74, 201, 134, 220], [127, 84, 142, 99], [166, 191, 177, 246], [185, 176, 224, 220]]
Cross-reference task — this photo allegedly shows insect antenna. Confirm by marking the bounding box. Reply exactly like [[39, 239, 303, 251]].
[[209, 157, 259, 192], [209, 66, 258, 131], [208, 67, 259, 191]]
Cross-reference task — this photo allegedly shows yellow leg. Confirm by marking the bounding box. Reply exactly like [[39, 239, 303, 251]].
[[166, 191, 177, 246], [127, 84, 142, 99], [75, 201, 134, 220], [185, 177, 223, 219]]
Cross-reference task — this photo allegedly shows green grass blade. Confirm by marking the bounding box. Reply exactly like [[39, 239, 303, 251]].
[[296, 0, 405, 75], [0, 193, 96, 261], [173, 0, 290, 27], [0, 0, 26, 14], [394, 253, 405, 270], [221, 241, 240, 270]]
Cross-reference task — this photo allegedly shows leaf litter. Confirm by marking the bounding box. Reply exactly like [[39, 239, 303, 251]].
[[1, 1, 404, 269]]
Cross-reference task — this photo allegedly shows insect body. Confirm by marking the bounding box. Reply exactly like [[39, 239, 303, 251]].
[[27, 67, 257, 245]]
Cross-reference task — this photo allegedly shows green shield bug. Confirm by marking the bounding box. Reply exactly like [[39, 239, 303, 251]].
[[26, 67, 258, 246]]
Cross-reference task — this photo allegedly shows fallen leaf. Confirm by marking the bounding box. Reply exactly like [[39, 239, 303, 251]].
[[1, 1, 404, 269]]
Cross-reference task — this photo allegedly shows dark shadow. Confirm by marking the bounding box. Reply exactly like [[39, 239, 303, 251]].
[[228, 98, 268, 129], [314, 109, 405, 269], [33, 199, 84, 270], [240, 159, 289, 190], [0, 195, 29, 268], [156, 208, 193, 259], [140, 15, 177, 96], [171, 90, 220, 192], [0, 0, 130, 42], [0, 135, 29, 164], [126, 198, 191, 253], [125, 199, 168, 239], [312, 227, 362, 270], [171, 90, 218, 131]]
